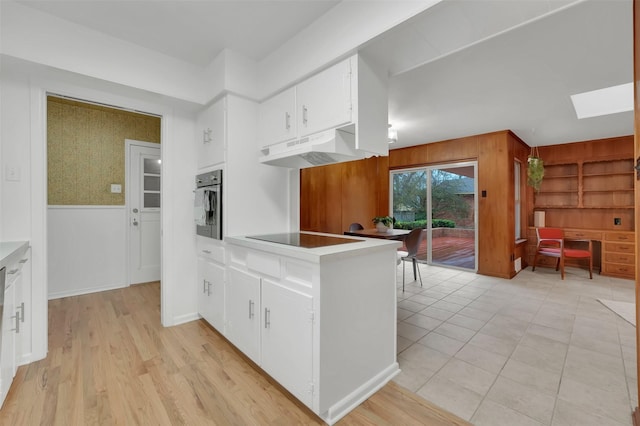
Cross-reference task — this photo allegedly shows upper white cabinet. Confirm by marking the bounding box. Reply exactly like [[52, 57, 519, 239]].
[[258, 54, 388, 157], [296, 58, 352, 139], [258, 87, 296, 148], [196, 97, 226, 170]]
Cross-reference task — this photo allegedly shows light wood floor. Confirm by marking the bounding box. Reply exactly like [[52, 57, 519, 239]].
[[0, 282, 470, 425]]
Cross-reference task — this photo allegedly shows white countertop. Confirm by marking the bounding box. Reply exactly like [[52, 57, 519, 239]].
[[0, 241, 29, 270], [225, 231, 400, 263]]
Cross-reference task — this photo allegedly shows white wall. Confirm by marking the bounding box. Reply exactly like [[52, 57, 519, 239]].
[[48, 207, 127, 298], [225, 94, 291, 237], [0, 58, 200, 364], [1, 2, 209, 104]]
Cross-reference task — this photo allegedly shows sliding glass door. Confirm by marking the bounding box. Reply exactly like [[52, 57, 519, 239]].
[[391, 161, 477, 271]]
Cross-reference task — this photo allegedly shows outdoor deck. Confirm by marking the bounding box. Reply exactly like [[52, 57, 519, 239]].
[[403, 236, 476, 270]]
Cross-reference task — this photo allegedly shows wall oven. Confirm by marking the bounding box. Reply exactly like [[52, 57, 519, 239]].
[[195, 170, 222, 239]]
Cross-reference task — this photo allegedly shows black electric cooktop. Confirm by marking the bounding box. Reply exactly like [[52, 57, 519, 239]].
[[247, 232, 358, 249]]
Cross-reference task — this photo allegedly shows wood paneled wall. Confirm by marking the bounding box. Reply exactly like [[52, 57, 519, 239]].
[[534, 136, 634, 231], [301, 130, 528, 279], [47, 96, 161, 205], [300, 157, 386, 234]]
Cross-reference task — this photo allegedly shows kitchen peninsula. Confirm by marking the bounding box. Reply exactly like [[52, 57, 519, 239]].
[[222, 232, 400, 425]]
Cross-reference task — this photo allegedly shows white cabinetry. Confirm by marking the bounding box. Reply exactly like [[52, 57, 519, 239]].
[[226, 267, 314, 407], [225, 235, 399, 425], [0, 271, 16, 406], [261, 278, 313, 407], [296, 58, 352, 139], [226, 267, 261, 363], [14, 248, 30, 364], [0, 243, 29, 408], [196, 97, 226, 170], [258, 54, 388, 158], [196, 238, 225, 333], [258, 87, 296, 148]]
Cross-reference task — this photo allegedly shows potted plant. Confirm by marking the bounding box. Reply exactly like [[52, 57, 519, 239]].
[[527, 155, 545, 192], [373, 216, 393, 232]]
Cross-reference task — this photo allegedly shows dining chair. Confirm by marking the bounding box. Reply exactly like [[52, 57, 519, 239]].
[[398, 228, 424, 292], [348, 222, 364, 232], [532, 227, 592, 279]]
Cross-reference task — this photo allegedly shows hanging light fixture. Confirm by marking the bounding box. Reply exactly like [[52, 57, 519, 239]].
[[388, 124, 397, 144]]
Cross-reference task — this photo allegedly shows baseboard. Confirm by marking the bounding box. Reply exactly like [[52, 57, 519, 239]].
[[48, 282, 127, 300], [319, 362, 400, 426], [170, 312, 201, 326]]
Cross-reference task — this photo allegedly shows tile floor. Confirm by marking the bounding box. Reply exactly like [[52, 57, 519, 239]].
[[393, 262, 637, 425]]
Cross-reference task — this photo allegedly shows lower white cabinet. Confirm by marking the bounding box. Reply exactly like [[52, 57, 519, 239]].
[[222, 235, 400, 425], [261, 278, 313, 407], [14, 248, 31, 364], [226, 267, 260, 363], [0, 242, 31, 409], [0, 273, 16, 406], [226, 267, 314, 407], [197, 257, 225, 332]]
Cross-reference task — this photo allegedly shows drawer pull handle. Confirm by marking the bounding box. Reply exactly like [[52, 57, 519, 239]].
[[19, 302, 24, 323], [249, 300, 254, 319], [202, 250, 212, 254], [7, 269, 18, 275], [19, 259, 28, 264]]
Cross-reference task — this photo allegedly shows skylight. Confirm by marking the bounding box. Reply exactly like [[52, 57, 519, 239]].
[[570, 82, 633, 119]]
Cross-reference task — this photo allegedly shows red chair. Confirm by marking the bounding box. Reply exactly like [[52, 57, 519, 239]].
[[532, 227, 592, 279]]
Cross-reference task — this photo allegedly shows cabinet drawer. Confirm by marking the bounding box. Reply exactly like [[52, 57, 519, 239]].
[[604, 252, 634, 265], [604, 232, 634, 242], [564, 230, 603, 240], [197, 238, 225, 263], [602, 262, 635, 277], [603, 242, 634, 254]]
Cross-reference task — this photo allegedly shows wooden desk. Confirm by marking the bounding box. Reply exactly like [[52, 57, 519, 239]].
[[527, 227, 634, 279], [344, 228, 410, 241]]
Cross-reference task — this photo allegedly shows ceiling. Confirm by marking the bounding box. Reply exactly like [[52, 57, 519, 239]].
[[16, 0, 634, 149]]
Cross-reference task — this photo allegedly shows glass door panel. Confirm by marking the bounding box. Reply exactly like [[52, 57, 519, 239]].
[[429, 164, 476, 270], [392, 169, 427, 260], [391, 162, 477, 271]]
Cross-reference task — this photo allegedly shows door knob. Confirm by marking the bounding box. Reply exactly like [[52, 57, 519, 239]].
[[133, 208, 139, 213], [133, 219, 139, 226]]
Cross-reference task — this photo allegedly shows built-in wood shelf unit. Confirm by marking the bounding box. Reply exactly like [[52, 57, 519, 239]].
[[534, 158, 634, 210]]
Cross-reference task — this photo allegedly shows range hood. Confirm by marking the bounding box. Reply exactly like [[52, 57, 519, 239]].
[[259, 127, 373, 169]]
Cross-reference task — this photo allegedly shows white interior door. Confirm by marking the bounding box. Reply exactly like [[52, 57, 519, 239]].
[[127, 140, 161, 285]]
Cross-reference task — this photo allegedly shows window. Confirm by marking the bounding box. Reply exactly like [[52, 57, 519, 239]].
[[515, 160, 521, 240]]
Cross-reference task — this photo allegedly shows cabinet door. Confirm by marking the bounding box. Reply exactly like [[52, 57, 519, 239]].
[[226, 267, 261, 364], [0, 278, 16, 407], [261, 279, 313, 408], [297, 58, 352, 137], [15, 249, 31, 364], [197, 258, 225, 332], [258, 87, 296, 148], [197, 97, 226, 169]]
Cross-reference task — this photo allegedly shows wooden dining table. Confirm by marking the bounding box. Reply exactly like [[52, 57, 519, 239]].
[[343, 228, 410, 241]]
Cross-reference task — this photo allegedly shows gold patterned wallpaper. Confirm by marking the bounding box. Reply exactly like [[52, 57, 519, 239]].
[[47, 97, 161, 205]]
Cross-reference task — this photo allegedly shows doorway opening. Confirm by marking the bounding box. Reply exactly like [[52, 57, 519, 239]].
[[46, 95, 162, 299]]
